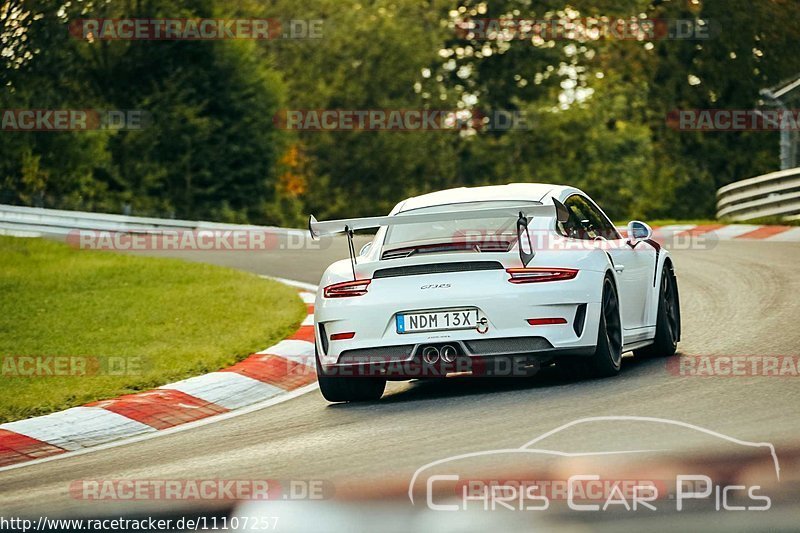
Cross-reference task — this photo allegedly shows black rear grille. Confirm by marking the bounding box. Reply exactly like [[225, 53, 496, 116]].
[[381, 249, 414, 260], [338, 345, 415, 363], [464, 337, 553, 356], [373, 261, 504, 279], [476, 241, 512, 252]]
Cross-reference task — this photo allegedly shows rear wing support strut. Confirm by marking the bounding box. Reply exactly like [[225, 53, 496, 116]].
[[345, 225, 357, 279], [517, 212, 534, 266], [516, 199, 570, 266]]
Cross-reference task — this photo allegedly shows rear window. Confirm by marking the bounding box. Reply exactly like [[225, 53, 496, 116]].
[[384, 200, 540, 248]]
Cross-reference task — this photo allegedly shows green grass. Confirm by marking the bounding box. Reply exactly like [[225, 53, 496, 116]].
[[0, 236, 306, 423]]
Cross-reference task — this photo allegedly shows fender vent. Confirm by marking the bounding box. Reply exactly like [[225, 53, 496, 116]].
[[573, 303, 587, 337], [317, 323, 328, 355], [373, 261, 504, 279]]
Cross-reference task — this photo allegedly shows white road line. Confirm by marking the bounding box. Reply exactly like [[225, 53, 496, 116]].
[[299, 292, 316, 304], [262, 275, 319, 292]]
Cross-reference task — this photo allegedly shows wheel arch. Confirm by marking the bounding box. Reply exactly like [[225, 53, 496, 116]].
[[601, 251, 620, 292], [661, 256, 681, 341], [651, 251, 680, 341]]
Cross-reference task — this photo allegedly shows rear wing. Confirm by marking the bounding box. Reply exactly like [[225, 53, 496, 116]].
[[308, 203, 566, 238], [307, 198, 570, 276]]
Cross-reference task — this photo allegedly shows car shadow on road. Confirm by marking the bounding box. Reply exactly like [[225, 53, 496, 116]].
[[327, 353, 682, 409]]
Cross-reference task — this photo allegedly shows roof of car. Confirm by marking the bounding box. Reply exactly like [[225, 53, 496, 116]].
[[394, 183, 573, 213]]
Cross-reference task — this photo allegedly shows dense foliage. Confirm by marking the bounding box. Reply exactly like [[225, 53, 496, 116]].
[[2, 0, 799, 224]]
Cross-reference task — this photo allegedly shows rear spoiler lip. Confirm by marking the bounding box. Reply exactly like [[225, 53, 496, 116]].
[[308, 203, 556, 239]]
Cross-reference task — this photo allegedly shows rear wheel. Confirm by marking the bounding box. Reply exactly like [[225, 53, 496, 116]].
[[559, 275, 622, 379], [586, 276, 623, 377], [635, 264, 680, 358], [315, 347, 386, 402]]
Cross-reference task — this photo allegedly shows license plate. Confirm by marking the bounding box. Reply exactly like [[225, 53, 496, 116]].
[[396, 309, 479, 334]]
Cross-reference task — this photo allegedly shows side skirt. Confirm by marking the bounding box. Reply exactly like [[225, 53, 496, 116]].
[[623, 339, 655, 353]]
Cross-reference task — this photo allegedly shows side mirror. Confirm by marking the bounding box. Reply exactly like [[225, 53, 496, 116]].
[[359, 242, 372, 256], [627, 220, 652, 247]]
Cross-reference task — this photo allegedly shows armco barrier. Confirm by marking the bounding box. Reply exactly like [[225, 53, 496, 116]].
[[0, 203, 301, 238], [717, 167, 800, 222]]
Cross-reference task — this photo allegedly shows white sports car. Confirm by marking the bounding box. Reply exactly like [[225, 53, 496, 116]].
[[308, 183, 680, 402]]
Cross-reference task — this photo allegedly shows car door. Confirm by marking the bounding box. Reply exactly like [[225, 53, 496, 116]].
[[561, 194, 653, 331]]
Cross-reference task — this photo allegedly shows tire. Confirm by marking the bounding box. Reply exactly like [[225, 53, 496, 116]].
[[315, 346, 386, 402], [559, 275, 622, 379], [585, 275, 624, 377], [635, 263, 680, 358]]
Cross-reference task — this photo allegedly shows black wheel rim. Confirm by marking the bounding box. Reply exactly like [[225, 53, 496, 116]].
[[603, 281, 622, 366], [663, 273, 679, 343]]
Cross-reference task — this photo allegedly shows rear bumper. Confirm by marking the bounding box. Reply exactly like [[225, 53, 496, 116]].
[[315, 269, 604, 367], [317, 339, 595, 379]]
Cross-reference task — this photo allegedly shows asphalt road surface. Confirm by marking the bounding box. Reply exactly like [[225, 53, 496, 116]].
[[1, 236, 799, 526]]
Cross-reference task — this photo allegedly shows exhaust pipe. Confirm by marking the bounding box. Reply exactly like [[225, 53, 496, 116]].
[[440, 344, 458, 363], [421, 346, 440, 364]]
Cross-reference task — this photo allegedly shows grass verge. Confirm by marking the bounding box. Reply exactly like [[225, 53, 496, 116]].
[[0, 236, 307, 423]]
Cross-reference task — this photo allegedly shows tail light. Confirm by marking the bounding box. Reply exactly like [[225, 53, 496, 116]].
[[506, 268, 578, 284], [527, 318, 568, 326], [324, 279, 371, 298]]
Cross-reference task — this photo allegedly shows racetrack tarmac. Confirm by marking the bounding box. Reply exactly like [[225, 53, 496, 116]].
[[1, 237, 799, 518]]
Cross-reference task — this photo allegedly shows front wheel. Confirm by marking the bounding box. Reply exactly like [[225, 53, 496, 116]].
[[315, 347, 386, 402]]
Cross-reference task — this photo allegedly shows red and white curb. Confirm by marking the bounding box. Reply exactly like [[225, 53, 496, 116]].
[[0, 277, 318, 470], [653, 224, 800, 241]]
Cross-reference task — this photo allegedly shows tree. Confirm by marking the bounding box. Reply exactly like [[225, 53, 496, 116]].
[[2, 0, 289, 222]]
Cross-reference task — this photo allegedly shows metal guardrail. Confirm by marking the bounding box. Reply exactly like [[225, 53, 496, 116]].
[[0, 204, 301, 238], [716, 167, 800, 222]]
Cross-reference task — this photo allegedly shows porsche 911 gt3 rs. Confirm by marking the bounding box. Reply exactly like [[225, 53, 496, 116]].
[[308, 183, 680, 402]]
